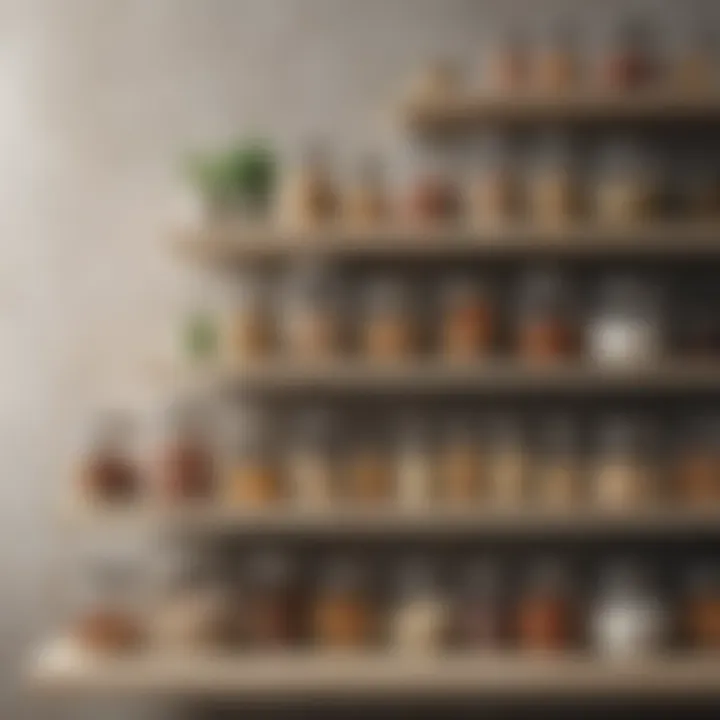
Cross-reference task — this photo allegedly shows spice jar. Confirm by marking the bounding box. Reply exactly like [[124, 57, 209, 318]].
[[587, 275, 663, 367], [158, 401, 215, 503], [344, 156, 390, 226], [675, 29, 717, 93], [361, 276, 415, 360], [72, 558, 144, 654], [438, 276, 495, 359], [684, 160, 720, 218], [516, 558, 576, 651], [592, 415, 654, 511], [437, 416, 484, 504], [533, 414, 580, 509], [409, 60, 462, 102], [527, 137, 580, 226], [280, 143, 338, 228], [314, 557, 375, 648], [407, 174, 460, 224], [80, 413, 140, 504], [516, 269, 577, 362], [679, 285, 720, 357], [344, 427, 394, 505], [484, 28, 530, 92], [682, 562, 720, 649], [673, 415, 720, 506], [221, 272, 273, 364], [242, 553, 299, 647], [391, 558, 449, 653], [395, 417, 435, 511], [486, 414, 527, 507], [602, 19, 659, 91], [285, 408, 336, 509], [452, 559, 505, 649], [224, 407, 281, 508], [468, 138, 520, 225], [280, 262, 342, 359], [535, 22, 579, 92], [591, 561, 666, 657]]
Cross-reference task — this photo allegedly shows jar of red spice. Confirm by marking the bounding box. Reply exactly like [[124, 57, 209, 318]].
[[601, 18, 659, 91], [452, 559, 505, 649], [407, 174, 460, 224], [439, 276, 495, 359], [682, 562, 720, 650]]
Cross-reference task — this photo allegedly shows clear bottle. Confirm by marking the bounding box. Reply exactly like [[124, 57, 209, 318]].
[[452, 559, 505, 649], [592, 415, 655, 511], [486, 414, 527, 508], [395, 416, 435, 511], [533, 414, 580, 509], [437, 416, 484, 505], [587, 275, 663, 367], [361, 276, 416, 361], [527, 136, 580, 226], [673, 414, 720, 506]]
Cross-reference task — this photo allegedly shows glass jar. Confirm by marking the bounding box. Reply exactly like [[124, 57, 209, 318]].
[[587, 275, 663, 367], [486, 414, 527, 507], [395, 417, 435, 511], [452, 559, 505, 649], [673, 415, 720, 506], [684, 160, 720, 218], [592, 415, 654, 511], [682, 562, 720, 649], [680, 284, 720, 357], [484, 28, 530, 92], [224, 406, 281, 508], [344, 427, 394, 505], [361, 276, 415, 361], [438, 276, 495, 359], [407, 174, 460, 224], [157, 401, 215, 503], [516, 269, 577, 362], [591, 561, 666, 657], [80, 412, 140, 504], [280, 143, 338, 228], [602, 18, 659, 91], [314, 557, 375, 648], [533, 414, 580, 509], [242, 552, 299, 648], [535, 22, 579, 92], [675, 29, 717, 92], [221, 272, 273, 364], [468, 137, 520, 225], [280, 262, 342, 359], [344, 156, 390, 226], [391, 558, 449, 653], [437, 416, 484, 505], [286, 408, 336, 509], [516, 558, 575, 651], [527, 137, 579, 226]]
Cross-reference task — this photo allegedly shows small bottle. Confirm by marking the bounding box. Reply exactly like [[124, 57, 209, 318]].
[[673, 414, 720, 506], [486, 414, 527, 508], [533, 414, 580, 509], [395, 417, 435, 511], [437, 416, 484, 505], [361, 276, 416, 361], [682, 562, 720, 650], [452, 559, 505, 649]]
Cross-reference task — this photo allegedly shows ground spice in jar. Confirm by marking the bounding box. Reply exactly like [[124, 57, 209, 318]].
[[407, 175, 460, 224], [345, 431, 394, 505], [468, 137, 520, 225], [673, 416, 720, 506], [485, 29, 530, 92], [533, 415, 580, 509], [362, 277, 416, 361], [602, 19, 658, 91], [439, 276, 495, 359], [344, 156, 390, 226], [683, 563, 720, 650], [535, 23, 578, 92], [528, 137, 580, 226], [223, 273, 273, 363], [437, 418, 484, 504], [395, 418, 435, 511], [486, 415, 527, 508]]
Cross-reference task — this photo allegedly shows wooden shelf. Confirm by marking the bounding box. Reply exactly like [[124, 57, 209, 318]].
[[173, 221, 720, 263], [30, 639, 720, 698], [402, 91, 720, 131]]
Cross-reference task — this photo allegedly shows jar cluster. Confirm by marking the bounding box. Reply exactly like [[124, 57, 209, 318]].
[[72, 552, 720, 658], [80, 406, 720, 512], [183, 267, 719, 366]]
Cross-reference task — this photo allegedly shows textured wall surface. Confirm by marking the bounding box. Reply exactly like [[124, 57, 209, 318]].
[[0, 0, 718, 717]]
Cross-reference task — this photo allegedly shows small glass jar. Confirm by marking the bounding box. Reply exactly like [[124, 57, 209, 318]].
[[438, 276, 495, 359], [684, 161, 720, 218], [673, 415, 720, 506], [344, 156, 390, 226], [602, 18, 659, 91], [391, 558, 449, 653], [516, 558, 575, 651], [680, 285, 720, 357], [535, 22, 579, 93], [395, 417, 435, 511], [452, 559, 505, 649], [224, 407, 281, 508], [72, 558, 145, 654], [484, 28, 530, 92], [157, 402, 215, 503], [516, 269, 577, 362], [242, 553, 299, 648], [468, 138, 520, 225], [285, 408, 336, 509], [280, 143, 338, 229], [437, 416, 484, 505], [533, 414, 580, 509], [280, 262, 342, 359], [587, 275, 663, 367], [675, 29, 717, 93], [407, 174, 460, 225], [314, 558, 375, 648], [592, 415, 654, 511], [527, 137, 580, 226], [682, 562, 720, 650], [80, 413, 140, 505], [221, 272, 273, 364], [486, 414, 527, 507], [591, 561, 666, 657], [361, 277, 416, 361], [344, 428, 394, 505]]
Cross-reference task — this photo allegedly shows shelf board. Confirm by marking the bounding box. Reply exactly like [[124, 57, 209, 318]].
[[64, 506, 720, 537], [29, 639, 720, 698], [173, 221, 720, 263], [402, 91, 720, 130]]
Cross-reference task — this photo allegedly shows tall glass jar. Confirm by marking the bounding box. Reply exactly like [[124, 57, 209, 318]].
[[395, 416, 435, 511], [437, 416, 484, 505], [486, 414, 527, 508], [682, 562, 720, 649], [592, 415, 655, 511], [673, 414, 720, 506], [533, 414, 580, 509], [527, 136, 579, 226], [344, 425, 394, 505], [361, 276, 416, 361]]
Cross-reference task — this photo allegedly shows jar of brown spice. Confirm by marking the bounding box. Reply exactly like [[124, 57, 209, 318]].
[[439, 276, 495, 360]]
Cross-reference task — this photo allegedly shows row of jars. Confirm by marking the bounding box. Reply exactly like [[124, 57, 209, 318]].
[[411, 19, 717, 97], [82, 406, 720, 510], [282, 141, 720, 228], [73, 552, 720, 657], [185, 268, 719, 365]]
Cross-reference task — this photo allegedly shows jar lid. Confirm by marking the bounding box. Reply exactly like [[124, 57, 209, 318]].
[[363, 276, 413, 315], [398, 557, 438, 596], [525, 557, 572, 594], [596, 414, 651, 454], [460, 558, 501, 598], [597, 559, 653, 596]]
